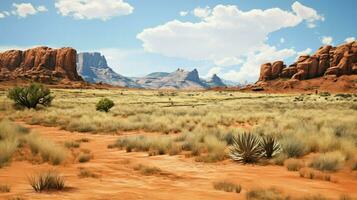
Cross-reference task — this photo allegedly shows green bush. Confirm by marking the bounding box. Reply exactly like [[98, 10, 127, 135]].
[[96, 98, 114, 112], [229, 132, 262, 163], [7, 84, 54, 109]]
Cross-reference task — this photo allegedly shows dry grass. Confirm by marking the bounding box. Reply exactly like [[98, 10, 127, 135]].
[[246, 187, 289, 200], [0, 184, 10, 193], [213, 181, 241, 193], [64, 140, 80, 148], [1, 89, 356, 168], [78, 168, 99, 178], [0, 119, 67, 166], [77, 153, 91, 163], [299, 167, 332, 182], [284, 158, 305, 171], [133, 164, 162, 176], [28, 170, 65, 192], [309, 151, 345, 172]]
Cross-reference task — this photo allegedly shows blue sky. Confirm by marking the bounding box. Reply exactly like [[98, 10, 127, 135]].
[[1, 0, 356, 82]]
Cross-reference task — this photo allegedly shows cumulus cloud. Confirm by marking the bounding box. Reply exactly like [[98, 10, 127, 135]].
[[193, 6, 211, 18], [205, 67, 222, 78], [12, 3, 47, 18], [221, 45, 296, 82], [298, 48, 312, 56], [321, 36, 333, 45], [345, 37, 355, 43], [180, 11, 188, 17], [292, 1, 324, 28], [55, 0, 134, 21], [0, 13, 5, 19], [214, 57, 243, 67]]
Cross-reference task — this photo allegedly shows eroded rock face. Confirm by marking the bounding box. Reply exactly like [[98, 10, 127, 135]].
[[257, 41, 357, 81], [0, 46, 82, 82]]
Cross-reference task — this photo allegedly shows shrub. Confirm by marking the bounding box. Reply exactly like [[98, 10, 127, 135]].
[[78, 168, 99, 178], [309, 151, 345, 172], [133, 164, 161, 176], [0, 141, 18, 167], [260, 135, 281, 158], [7, 84, 54, 109], [299, 168, 332, 182], [64, 141, 80, 148], [281, 138, 306, 158], [78, 153, 91, 163], [0, 184, 10, 193], [28, 170, 65, 192], [213, 181, 241, 193], [96, 98, 114, 112], [229, 132, 262, 163], [284, 158, 304, 171], [246, 187, 288, 200]]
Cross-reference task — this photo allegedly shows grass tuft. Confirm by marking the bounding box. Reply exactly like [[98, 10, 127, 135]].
[[28, 170, 65, 192], [213, 181, 241, 193]]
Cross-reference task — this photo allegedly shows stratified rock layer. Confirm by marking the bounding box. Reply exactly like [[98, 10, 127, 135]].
[[0, 46, 82, 82], [258, 41, 357, 82]]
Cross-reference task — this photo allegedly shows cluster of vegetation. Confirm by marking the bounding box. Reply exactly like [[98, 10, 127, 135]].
[[213, 181, 241, 193], [28, 170, 65, 192], [229, 133, 281, 163], [0, 120, 67, 167]]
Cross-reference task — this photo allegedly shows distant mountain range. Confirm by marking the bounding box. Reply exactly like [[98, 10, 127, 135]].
[[77, 52, 233, 89]]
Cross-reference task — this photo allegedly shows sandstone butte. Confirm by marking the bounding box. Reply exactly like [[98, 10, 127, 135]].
[[0, 46, 82, 83], [257, 41, 357, 82]]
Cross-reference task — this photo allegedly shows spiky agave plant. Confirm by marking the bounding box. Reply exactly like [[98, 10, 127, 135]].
[[260, 135, 281, 158], [229, 132, 262, 163]]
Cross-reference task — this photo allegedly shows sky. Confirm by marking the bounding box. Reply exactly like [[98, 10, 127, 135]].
[[0, 0, 356, 83]]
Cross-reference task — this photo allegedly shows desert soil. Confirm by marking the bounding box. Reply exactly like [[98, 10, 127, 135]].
[[1, 123, 356, 200]]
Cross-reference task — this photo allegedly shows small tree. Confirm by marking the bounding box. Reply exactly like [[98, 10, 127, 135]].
[[7, 84, 54, 109], [96, 98, 114, 112]]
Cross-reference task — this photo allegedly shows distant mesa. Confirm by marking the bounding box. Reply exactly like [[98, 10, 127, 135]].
[[257, 41, 357, 82], [77, 52, 141, 88], [0, 46, 82, 83], [135, 68, 226, 89]]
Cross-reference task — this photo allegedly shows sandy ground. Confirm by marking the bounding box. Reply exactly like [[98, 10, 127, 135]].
[[1, 124, 357, 200]]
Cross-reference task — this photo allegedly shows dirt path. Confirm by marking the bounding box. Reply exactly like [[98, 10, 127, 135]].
[[1, 124, 356, 200]]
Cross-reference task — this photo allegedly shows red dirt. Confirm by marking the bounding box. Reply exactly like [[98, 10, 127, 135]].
[[0, 124, 356, 200]]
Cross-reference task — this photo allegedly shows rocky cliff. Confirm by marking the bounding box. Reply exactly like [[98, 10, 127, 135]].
[[77, 52, 140, 88], [135, 68, 226, 89], [258, 41, 357, 82], [0, 46, 82, 83]]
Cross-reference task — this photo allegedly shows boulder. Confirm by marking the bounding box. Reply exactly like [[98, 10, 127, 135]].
[[271, 61, 284, 79], [258, 63, 272, 81]]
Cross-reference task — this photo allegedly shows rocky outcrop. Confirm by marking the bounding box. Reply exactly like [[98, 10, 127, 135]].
[[257, 41, 357, 82], [76, 52, 140, 88], [135, 68, 226, 89], [0, 46, 82, 82]]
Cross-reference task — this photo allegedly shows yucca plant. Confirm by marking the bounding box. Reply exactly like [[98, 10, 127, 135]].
[[28, 170, 65, 192], [7, 83, 54, 109], [259, 135, 281, 158], [229, 132, 262, 163]]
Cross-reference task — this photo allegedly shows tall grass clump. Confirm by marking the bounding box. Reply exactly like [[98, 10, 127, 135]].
[[213, 181, 241, 193], [26, 134, 67, 165], [281, 137, 306, 158], [7, 83, 54, 109], [246, 187, 288, 200], [229, 133, 262, 163], [28, 170, 65, 192], [309, 151, 345, 172], [260, 135, 281, 158]]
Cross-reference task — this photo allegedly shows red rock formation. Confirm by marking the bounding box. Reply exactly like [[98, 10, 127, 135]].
[[257, 41, 357, 82], [0, 46, 82, 83]]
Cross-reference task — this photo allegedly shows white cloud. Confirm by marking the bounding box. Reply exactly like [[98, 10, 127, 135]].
[[55, 0, 134, 21], [345, 37, 355, 43], [280, 38, 285, 43], [12, 3, 47, 18], [221, 45, 296, 82], [0, 13, 5, 19], [205, 67, 222, 78], [297, 48, 312, 55], [193, 6, 211, 18], [292, 1, 324, 28], [138, 2, 320, 61], [37, 6, 48, 12], [180, 11, 188, 17], [214, 57, 243, 67], [321, 36, 333, 45], [4, 11, 10, 16]]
